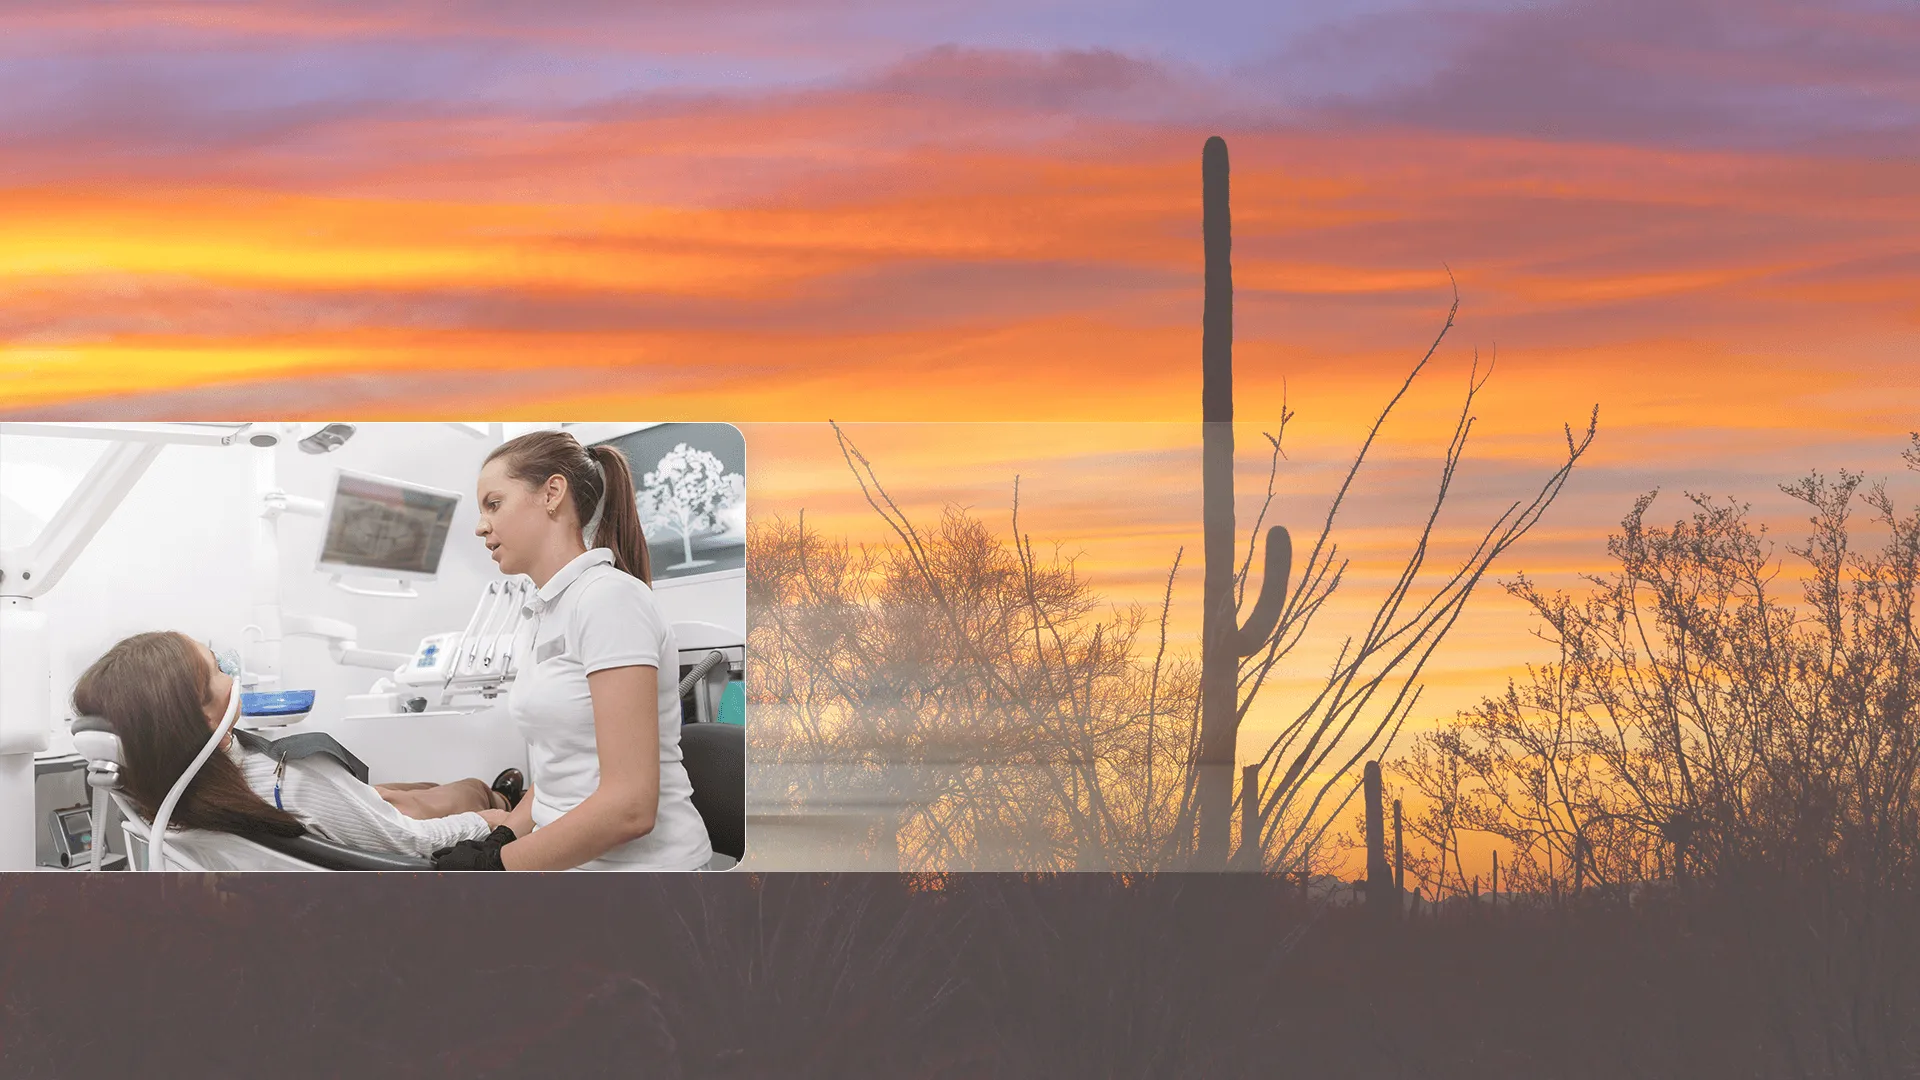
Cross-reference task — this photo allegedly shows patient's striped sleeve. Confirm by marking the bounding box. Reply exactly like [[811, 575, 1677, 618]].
[[234, 748, 495, 858]]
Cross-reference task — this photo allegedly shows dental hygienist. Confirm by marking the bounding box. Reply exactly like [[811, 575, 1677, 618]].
[[431, 431, 713, 872]]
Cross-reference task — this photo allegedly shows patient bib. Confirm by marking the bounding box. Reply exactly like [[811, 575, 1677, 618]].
[[232, 729, 370, 785]]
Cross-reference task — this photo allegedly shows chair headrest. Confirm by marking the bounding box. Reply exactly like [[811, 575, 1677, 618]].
[[70, 715, 125, 768]]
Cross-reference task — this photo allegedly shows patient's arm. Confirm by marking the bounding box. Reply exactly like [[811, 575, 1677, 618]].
[[265, 758, 494, 858], [376, 779, 504, 820]]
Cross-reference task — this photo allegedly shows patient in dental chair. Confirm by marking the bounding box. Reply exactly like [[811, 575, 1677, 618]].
[[71, 631, 524, 861]]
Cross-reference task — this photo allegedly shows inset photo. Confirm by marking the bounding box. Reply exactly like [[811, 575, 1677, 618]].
[[0, 421, 744, 873]]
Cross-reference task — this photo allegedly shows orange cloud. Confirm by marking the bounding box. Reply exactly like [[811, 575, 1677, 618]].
[[11, 112, 1915, 425]]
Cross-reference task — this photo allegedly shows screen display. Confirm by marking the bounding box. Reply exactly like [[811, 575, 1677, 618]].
[[319, 472, 459, 576], [56, 808, 91, 851]]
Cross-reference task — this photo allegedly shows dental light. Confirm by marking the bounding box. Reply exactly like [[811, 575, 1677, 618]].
[[296, 423, 357, 455], [240, 422, 359, 453]]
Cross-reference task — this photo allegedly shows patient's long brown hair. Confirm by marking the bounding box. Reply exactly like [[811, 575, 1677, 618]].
[[72, 631, 305, 839]]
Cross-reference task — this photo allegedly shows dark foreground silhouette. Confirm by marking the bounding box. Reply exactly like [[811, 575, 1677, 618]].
[[3, 872, 1914, 1078]]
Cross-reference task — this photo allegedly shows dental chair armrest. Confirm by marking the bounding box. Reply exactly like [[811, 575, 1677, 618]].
[[250, 833, 435, 872]]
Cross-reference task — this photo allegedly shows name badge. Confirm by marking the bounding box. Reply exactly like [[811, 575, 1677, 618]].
[[535, 635, 568, 663]]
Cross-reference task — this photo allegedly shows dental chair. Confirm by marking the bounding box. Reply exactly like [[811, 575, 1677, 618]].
[[681, 721, 744, 863], [69, 716, 432, 872]]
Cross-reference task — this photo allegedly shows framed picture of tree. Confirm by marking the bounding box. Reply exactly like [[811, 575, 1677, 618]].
[[568, 422, 746, 585]]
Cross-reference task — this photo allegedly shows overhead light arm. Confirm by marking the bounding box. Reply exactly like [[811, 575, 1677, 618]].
[[0, 423, 261, 601], [0, 422, 255, 447], [281, 612, 412, 672]]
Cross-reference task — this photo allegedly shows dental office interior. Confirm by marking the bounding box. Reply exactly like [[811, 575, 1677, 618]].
[[0, 421, 745, 872]]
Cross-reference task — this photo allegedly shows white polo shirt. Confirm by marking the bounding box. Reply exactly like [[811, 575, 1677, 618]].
[[507, 548, 713, 871]]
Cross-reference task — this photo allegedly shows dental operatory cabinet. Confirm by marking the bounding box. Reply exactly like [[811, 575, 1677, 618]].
[[0, 422, 745, 871]]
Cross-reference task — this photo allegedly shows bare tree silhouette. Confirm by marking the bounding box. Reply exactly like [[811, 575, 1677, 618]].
[[750, 478, 1206, 870]]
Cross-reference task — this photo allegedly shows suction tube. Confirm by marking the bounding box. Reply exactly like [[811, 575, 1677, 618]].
[[146, 678, 241, 872]]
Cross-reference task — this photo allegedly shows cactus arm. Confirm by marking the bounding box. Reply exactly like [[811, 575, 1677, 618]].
[[1234, 525, 1292, 656]]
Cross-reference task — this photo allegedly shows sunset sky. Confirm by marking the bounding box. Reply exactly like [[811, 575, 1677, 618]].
[[5, 1, 1918, 867]]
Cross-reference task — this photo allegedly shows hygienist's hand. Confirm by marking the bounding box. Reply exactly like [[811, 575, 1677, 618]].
[[432, 825, 518, 871]]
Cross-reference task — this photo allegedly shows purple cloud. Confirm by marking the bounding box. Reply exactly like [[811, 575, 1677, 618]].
[[1274, 0, 1920, 151], [865, 45, 1175, 110]]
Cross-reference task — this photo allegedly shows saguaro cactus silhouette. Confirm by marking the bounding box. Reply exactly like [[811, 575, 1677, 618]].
[[1365, 761, 1393, 914], [1394, 797, 1405, 907], [1198, 135, 1293, 868]]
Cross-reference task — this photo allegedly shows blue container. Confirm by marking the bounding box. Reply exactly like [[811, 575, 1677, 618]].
[[242, 690, 316, 718], [717, 681, 745, 726]]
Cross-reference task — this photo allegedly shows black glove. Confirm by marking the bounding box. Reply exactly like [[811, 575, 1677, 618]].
[[432, 825, 518, 871]]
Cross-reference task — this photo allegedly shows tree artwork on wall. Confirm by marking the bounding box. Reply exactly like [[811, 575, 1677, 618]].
[[641, 443, 745, 571], [591, 422, 748, 583]]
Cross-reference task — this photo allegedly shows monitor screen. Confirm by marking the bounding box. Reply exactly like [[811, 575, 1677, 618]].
[[318, 471, 460, 577]]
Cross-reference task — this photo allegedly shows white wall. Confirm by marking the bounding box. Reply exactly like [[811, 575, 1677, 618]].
[[26, 422, 745, 752], [654, 572, 746, 640]]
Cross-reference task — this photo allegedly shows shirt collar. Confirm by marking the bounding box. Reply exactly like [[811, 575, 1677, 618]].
[[223, 730, 252, 763], [530, 547, 615, 611]]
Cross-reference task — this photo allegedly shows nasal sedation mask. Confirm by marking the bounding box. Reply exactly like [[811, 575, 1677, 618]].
[[209, 640, 315, 727], [212, 645, 244, 680]]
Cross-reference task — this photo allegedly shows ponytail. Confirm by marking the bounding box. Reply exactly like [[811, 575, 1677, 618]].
[[488, 430, 653, 585], [587, 443, 652, 585]]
